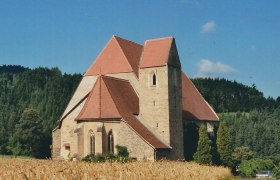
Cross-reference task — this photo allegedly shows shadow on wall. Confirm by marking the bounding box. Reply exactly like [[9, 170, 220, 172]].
[[184, 122, 199, 161]]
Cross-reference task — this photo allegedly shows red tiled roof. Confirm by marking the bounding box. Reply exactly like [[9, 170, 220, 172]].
[[76, 75, 169, 149], [84, 36, 143, 77], [115, 36, 143, 76], [76, 76, 122, 120], [139, 37, 174, 68], [182, 72, 219, 121]]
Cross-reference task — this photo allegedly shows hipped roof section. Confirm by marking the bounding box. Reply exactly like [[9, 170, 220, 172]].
[[139, 37, 181, 68], [84, 36, 143, 77], [76, 76, 138, 120], [182, 72, 219, 121]]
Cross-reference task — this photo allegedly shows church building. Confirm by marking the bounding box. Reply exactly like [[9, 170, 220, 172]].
[[52, 36, 219, 161]]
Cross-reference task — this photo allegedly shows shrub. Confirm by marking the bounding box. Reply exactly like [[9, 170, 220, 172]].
[[116, 145, 129, 157], [273, 166, 280, 179], [81, 145, 133, 163], [82, 153, 105, 162]]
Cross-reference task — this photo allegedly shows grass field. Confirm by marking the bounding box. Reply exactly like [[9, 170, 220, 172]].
[[0, 158, 232, 179]]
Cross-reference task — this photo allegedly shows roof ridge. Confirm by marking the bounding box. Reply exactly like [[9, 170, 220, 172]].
[[113, 35, 143, 47], [145, 36, 174, 43]]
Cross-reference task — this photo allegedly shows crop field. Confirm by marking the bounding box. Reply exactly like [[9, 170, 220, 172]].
[[0, 158, 232, 179]]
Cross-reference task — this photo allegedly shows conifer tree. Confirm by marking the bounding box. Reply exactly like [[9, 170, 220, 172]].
[[8, 108, 43, 157], [194, 124, 212, 164], [217, 121, 233, 167]]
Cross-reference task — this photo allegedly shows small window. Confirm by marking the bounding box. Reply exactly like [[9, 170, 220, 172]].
[[89, 131, 95, 154], [108, 131, 114, 154], [152, 73, 156, 85]]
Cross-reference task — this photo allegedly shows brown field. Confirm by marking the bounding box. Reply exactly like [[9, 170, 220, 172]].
[[0, 158, 232, 180]]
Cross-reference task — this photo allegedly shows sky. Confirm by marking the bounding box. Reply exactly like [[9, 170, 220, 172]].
[[0, 0, 279, 98]]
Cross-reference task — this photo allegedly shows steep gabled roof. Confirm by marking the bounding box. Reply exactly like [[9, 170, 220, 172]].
[[182, 72, 219, 121], [76, 75, 169, 149], [139, 37, 180, 68], [84, 36, 143, 77], [76, 76, 122, 120], [115, 36, 143, 76]]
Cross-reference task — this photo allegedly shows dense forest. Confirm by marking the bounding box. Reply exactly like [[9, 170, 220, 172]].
[[0, 65, 81, 157], [0, 65, 279, 160], [193, 78, 280, 159], [192, 78, 280, 112]]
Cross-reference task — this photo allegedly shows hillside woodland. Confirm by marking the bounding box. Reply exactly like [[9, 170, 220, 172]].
[[0, 65, 81, 157], [0, 65, 279, 162], [192, 78, 280, 158]]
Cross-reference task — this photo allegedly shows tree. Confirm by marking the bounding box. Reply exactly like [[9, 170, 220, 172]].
[[194, 124, 212, 164], [239, 158, 274, 177], [217, 121, 233, 167], [232, 146, 255, 164], [8, 108, 43, 157]]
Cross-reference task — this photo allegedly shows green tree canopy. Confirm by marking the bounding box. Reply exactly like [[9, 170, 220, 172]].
[[239, 158, 274, 177], [232, 146, 255, 164], [217, 121, 233, 167], [194, 124, 212, 165], [8, 108, 43, 157]]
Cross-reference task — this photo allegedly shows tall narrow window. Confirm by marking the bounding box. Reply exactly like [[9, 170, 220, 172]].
[[108, 131, 114, 154], [89, 131, 95, 154], [152, 73, 156, 85]]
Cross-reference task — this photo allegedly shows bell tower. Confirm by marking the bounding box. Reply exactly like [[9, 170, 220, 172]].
[[138, 37, 184, 159]]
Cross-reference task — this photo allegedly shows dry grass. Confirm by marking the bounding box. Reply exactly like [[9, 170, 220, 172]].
[[0, 158, 232, 180]]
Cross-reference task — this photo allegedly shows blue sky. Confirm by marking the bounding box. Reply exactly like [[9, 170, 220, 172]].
[[0, 0, 279, 98]]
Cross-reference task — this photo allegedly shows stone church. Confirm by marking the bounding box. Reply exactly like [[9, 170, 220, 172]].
[[52, 36, 219, 161]]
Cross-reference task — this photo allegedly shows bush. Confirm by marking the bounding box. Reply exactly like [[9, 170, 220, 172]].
[[81, 153, 105, 162], [239, 158, 275, 177], [116, 145, 129, 157], [273, 166, 280, 179], [81, 145, 133, 163]]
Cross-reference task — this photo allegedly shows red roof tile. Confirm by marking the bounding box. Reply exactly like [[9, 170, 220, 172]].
[[182, 72, 219, 121], [139, 37, 173, 68], [84, 36, 142, 77]]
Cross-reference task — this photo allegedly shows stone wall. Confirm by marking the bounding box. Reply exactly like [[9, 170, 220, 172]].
[[52, 128, 61, 159], [80, 120, 155, 160], [60, 99, 87, 158], [139, 66, 170, 145]]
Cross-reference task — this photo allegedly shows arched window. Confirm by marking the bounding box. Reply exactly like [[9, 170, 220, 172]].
[[108, 131, 114, 154], [152, 73, 156, 85], [89, 131, 95, 154]]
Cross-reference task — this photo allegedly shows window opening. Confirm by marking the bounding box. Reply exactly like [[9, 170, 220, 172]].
[[89, 131, 95, 154], [108, 131, 114, 154], [152, 73, 156, 85]]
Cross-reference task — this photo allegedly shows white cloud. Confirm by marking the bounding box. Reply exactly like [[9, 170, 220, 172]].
[[201, 21, 216, 33], [197, 59, 237, 77]]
